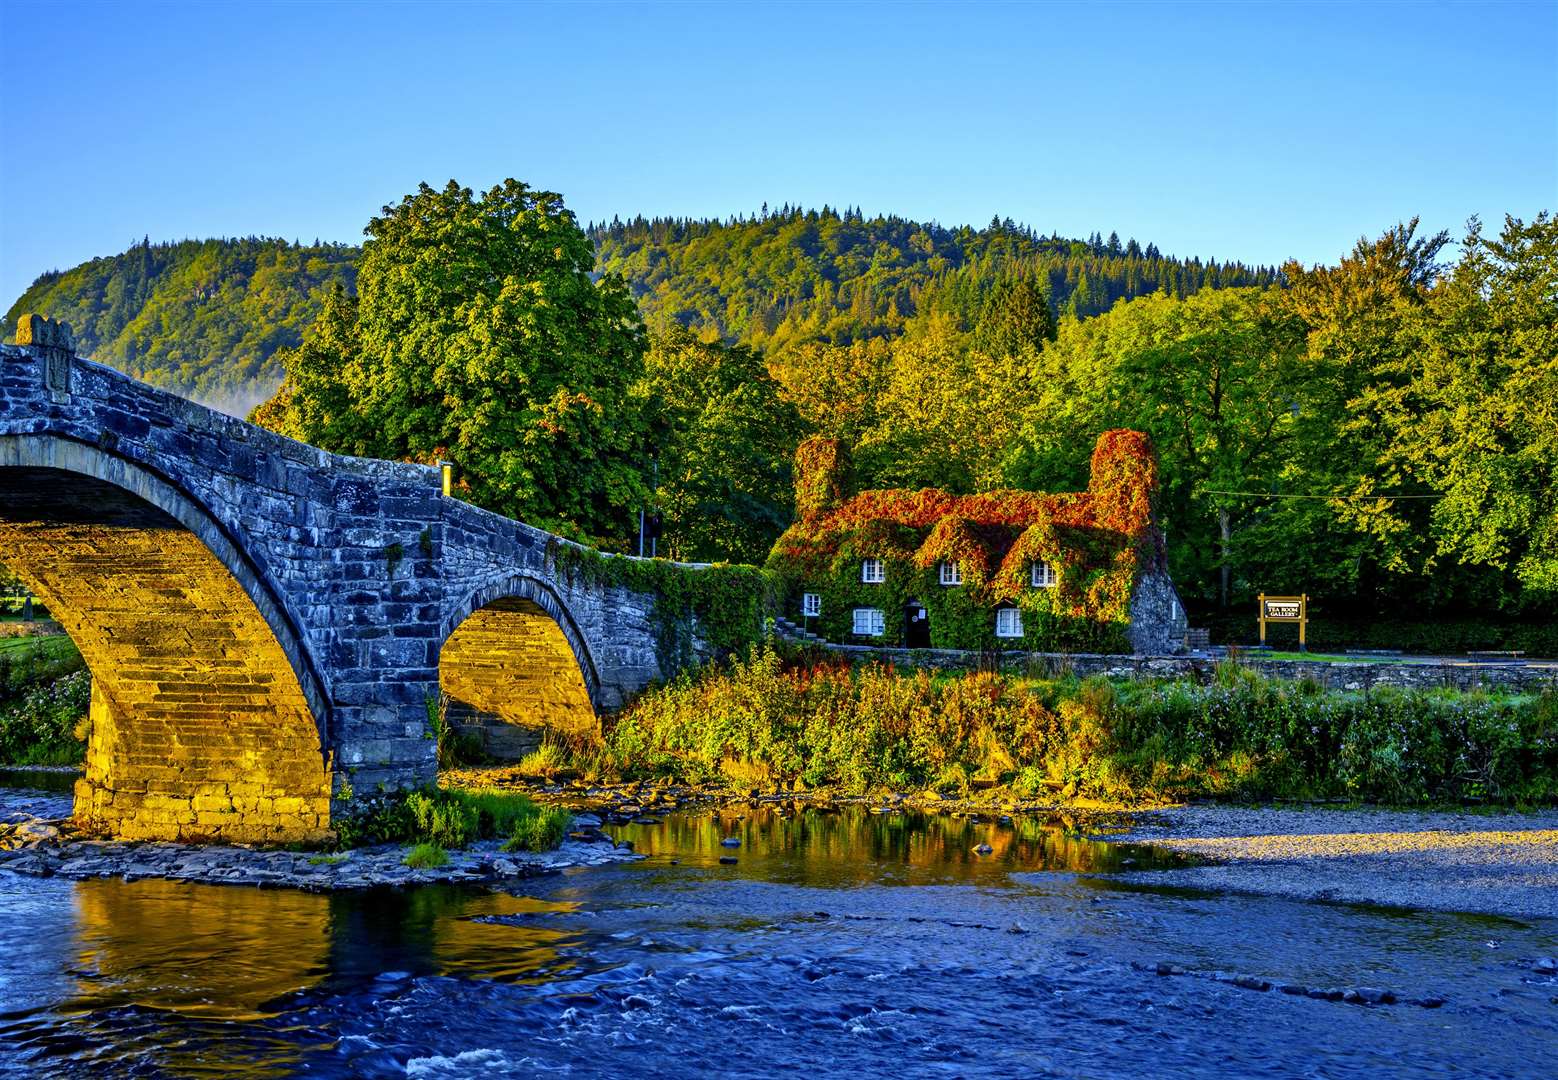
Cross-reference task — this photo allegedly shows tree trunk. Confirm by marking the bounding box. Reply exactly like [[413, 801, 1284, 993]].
[[1218, 508, 1231, 609]]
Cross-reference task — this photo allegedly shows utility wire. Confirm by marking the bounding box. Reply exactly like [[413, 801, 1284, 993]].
[[1199, 489, 1447, 500]]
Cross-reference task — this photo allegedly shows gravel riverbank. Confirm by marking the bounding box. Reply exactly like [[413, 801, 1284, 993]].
[[1105, 805, 1558, 920]]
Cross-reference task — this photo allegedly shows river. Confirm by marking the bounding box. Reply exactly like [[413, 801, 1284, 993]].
[[1, 776, 1554, 1078]]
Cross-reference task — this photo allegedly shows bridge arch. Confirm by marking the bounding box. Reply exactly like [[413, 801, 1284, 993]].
[[0, 434, 332, 842], [438, 573, 602, 756]]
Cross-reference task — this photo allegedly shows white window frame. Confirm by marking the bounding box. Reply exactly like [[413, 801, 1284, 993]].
[[995, 607, 1024, 638], [938, 560, 962, 586], [802, 592, 822, 617], [1030, 560, 1057, 588], [852, 607, 885, 637], [861, 557, 885, 584]]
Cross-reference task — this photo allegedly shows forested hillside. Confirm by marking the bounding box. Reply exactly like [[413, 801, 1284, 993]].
[[4, 210, 1276, 406], [2, 238, 356, 411], [590, 208, 1281, 355]]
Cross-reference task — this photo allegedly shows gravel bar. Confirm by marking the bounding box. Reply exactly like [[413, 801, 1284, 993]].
[[1105, 805, 1558, 920]]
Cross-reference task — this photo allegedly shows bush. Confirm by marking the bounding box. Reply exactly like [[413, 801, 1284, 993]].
[[0, 668, 90, 766], [403, 842, 449, 869], [0, 635, 85, 697], [406, 789, 479, 848], [601, 642, 1558, 807]]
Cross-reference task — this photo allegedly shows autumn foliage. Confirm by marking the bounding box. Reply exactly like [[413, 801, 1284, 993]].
[[768, 430, 1163, 651]]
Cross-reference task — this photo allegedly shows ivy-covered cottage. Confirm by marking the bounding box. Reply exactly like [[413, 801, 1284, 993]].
[[766, 430, 1187, 654]]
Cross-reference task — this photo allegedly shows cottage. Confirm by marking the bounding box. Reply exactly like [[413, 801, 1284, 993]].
[[765, 430, 1186, 654]]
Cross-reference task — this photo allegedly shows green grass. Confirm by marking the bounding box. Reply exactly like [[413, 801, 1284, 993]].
[[402, 842, 449, 869], [0, 632, 90, 768], [1262, 651, 1400, 664], [334, 785, 570, 852], [0, 634, 71, 655], [500, 805, 572, 852]]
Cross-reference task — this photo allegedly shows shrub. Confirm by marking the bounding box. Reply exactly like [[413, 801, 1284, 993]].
[[0, 668, 90, 766], [406, 789, 479, 848], [0, 635, 85, 697], [601, 643, 1558, 807]]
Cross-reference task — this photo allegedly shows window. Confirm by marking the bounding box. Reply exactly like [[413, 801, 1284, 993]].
[[1031, 560, 1057, 588], [861, 557, 885, 583], [938, 561, 962, 586], [802, 593, 822, 617], [853, 607, 886, 636], [995, 607, 1024, 638]]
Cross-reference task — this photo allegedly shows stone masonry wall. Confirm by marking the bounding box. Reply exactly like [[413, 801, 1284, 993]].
[[810, 642, 1558, 694]]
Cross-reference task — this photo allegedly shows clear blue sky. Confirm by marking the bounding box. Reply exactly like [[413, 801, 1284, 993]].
[[1, 0, 1553, 306]]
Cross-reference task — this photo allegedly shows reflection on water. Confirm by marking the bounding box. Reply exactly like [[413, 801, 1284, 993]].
[[0, 767, 76, 794], [1, 786, 1555, 1079], [609, 804, 1176, 885], [68, 878, 328, 1021], [2, 880, 596, 1078]]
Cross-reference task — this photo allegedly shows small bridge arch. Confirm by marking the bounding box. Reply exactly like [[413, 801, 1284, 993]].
[[438, 573, 602, 755]]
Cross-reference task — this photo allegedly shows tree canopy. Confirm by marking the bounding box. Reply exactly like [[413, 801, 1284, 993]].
[[7, 194, 1553, 639], [254, 180, 649, 544]]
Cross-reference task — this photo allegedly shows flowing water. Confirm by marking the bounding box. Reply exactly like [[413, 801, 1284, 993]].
[[1, 777, 1555, 1078]]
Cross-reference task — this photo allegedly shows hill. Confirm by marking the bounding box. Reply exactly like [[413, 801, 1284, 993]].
[[4, 210, 1278, 407], [2, 237, 357, 413], [589, 207, 1281, 354]]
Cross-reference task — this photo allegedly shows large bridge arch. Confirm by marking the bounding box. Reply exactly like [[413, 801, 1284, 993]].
[[438, 573, 602, 756], [0, 434, 333, 842]]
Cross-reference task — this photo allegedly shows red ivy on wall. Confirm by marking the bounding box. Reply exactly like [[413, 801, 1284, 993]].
[[769, 430, 1163, 633]]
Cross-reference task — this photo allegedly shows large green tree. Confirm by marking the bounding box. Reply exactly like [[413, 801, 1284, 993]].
[[1004, 288, 1312, 607], [253, 180, 649, 544], [636, 330, 802, 563], [1359, 214, 1558, 596]]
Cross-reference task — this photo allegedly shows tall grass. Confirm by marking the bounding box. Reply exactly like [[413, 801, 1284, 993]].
[[602, 644, 1558, 806]]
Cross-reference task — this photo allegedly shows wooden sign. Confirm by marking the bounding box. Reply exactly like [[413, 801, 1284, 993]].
[[1258, 593, 1308, 649]]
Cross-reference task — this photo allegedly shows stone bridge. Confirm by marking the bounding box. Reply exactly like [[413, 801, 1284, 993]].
[[0, 321, 768, 843]]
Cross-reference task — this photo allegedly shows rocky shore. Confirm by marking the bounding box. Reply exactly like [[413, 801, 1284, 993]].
[[0, 811, 637, 892], [1106, 804, 1558, 920]]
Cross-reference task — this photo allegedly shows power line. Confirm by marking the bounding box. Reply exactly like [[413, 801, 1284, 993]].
[[1199, 489, 1446, 500]]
